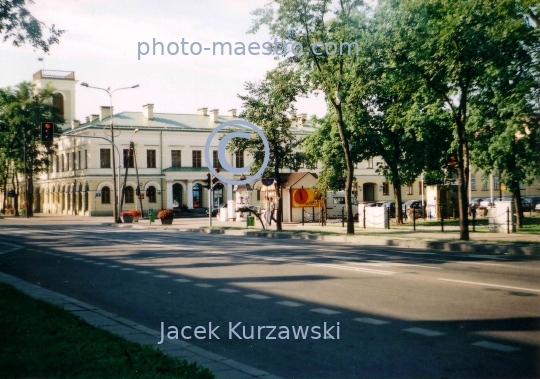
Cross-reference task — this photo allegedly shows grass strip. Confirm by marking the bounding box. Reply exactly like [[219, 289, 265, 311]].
[[0, 282, 214, 379]]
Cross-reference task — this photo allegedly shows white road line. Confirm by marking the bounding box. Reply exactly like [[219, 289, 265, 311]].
[[154, 275, 170, 278], [245, 294, 270, 300], [107, 265, 120, 268], [310, 308, 341, 315], [174, 278, 191, 282], [467, 254, 507, 260], [472, 341, 521, 352], [276, 301, 303, 307], [121, 268, 134, 271], [195, 283, 214, 288], [218, 288, 240, 293], [354, 317, 391, 325], [315, 263, 395, 275], [0, 242, 23, 255], [94, 262, 106, 265], [438, 278, 540, 293], [136, 270, 151, 274], [403, 328, 445, 337]]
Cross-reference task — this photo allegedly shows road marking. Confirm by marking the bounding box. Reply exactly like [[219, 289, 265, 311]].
[[438, 278, 540, 293], [472, 341, 520, 352], [154, 274, 170, 278], [467, 254, 507, 260], [245, 294, 270, 300], [218, 288, 240, 293], [136, 270, 151, 274], [121, 268, 135, 271], [195, 283, 214, 288], [354, 317, 391, 325], [403, 328, 445, 337], [276, 301, 303, 307], [310, 308, 341, 315], [315, 263, 396, 275], [174, 278, 191, 283], [94, 262, 106, 265], [107, 265, 120, 268]]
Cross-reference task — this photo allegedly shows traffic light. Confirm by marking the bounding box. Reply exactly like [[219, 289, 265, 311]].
[[136, 186, 140, 196], [202, 173, 211, 189], [41, 122, 54, 143]]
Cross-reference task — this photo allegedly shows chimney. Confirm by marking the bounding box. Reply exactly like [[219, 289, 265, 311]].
[[90, 114, 99, 122], [228, 109, 237, 117], [143, 104, 154, 120], [198, 107, 208, 116], [297, 113, 308, 127], [100, 106, 113, 121], [85, 116, 90, 123], [210, 109, 219, 123], [71, 120, 80, 129]]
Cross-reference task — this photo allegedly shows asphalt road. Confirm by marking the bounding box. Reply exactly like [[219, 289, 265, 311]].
[[0, 220, 539, 378]]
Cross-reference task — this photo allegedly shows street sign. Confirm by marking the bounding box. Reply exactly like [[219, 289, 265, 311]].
[[95, 193, 101, 198]]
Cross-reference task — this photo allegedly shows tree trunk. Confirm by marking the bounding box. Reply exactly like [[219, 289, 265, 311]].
[[456, 121, 470, 241], [274, 163, 283, 231], [12, 173, 19, 217], [27, 176, 34, 217], [392, 173, 404, 225], [512, 189, 523, 228]]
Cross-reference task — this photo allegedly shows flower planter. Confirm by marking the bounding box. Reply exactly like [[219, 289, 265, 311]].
[[160, 217, 173, 225], [122, 215, 134, 223], [133, 216, 140, 222]]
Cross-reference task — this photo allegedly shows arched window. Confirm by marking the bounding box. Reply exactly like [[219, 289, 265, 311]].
[[101, 186, 111, 204], [52, 93, 64, 118], [124, 186, 134, 203], [147, 186, 157, 203]]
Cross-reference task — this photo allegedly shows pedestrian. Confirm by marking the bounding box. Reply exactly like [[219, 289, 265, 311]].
[[269, 197, 277, 225]]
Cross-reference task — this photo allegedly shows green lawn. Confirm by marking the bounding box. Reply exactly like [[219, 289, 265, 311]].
[[0, 283, 214, 379]]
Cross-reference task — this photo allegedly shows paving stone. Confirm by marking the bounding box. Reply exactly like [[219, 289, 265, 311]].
[[213, 370, 255, 379], [219, 359, 269, 376]]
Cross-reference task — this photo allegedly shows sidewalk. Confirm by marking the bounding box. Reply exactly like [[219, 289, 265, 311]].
[[3, 213, 539, 255]]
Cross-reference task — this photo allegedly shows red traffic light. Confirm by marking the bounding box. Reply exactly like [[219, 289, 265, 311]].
[[45, 123, 52, 129]]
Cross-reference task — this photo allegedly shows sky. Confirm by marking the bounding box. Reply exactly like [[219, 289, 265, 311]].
[[0, 0, 328, 122]]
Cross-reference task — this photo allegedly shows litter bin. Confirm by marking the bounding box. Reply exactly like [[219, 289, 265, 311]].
[[246, 216, 255, 227], [21, 209, 26, 217], [148, 208, 155, 223]]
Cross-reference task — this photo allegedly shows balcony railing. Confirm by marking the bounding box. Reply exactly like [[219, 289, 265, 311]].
[[33, 70, 75, 81]]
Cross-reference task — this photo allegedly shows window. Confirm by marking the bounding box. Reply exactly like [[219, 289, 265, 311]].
[[367, 158, 374, 169], [192, 150, 202, 167], [100, 149, 111, 168], [296, 152, 305, 168], [407, 185, 413, 195], [171, 150, 182, 167], [123, 149, 134, 168], [481, 174, 488, 190], [55, 155, 59, 172], [147, 150, 156, 168], [235, 150, 244, 168], [78, 151, 81, 170], [61, 154, 65, 171], [101, 186, 111, 204], [494, 173, 500, 190], [471, 173, 476, 190], [213, 150, 219, 169], [52, 93, 64, 118], [84, 150, 88, 169], [72, 151, 76, 170], [147, 186, 157, 203], [124, 186, 134, 203], [382, 182, 389, 196]]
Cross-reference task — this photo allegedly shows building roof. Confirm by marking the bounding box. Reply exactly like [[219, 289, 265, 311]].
[[280, 172, 319, 188], [66, 111, 317, 135]]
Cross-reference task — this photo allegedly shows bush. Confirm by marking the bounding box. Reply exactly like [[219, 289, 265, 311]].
[[129, 210, 141, 217], [121, 211, 134, 217], [157, 209, 174, 219]]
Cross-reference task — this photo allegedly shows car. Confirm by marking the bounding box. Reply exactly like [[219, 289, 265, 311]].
[[523, 196, 540, 211], [375, 201, 396, 218], [469, 198, 484, 209], [479, 199, 494, 208], [402, 200, 423, 219], [536, 203, 540, 213]]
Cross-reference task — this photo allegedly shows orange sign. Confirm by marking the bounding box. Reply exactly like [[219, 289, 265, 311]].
[[292, 188, 323, 208]]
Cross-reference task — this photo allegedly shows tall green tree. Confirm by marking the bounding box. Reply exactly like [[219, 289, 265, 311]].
[[0, 82, 64, 216], [376, 0, 537, 240], [250, 0, 365, 233], [230, 66, 307, 231], [0, 0, 64, 52]]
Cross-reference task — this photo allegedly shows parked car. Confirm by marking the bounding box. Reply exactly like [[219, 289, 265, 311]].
[[375, 201, 396, 218], [479, 199, 494, 208], [402, 200, 423, 218], [523, 196, 540, 211], [469, 198, 484, 209], [535, 203, 540, 213]]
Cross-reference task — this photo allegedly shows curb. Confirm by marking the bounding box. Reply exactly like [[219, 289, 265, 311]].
[[0, 271, 282, 379], [112, 223, 540, 256]]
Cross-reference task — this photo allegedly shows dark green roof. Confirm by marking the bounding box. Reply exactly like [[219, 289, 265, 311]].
[[162, 167, 227, 172]]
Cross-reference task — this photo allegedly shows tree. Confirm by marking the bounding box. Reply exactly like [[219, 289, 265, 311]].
[[0, 0, 64, 52], [376, 0, 538, 240], [230, 66, 307, 231], [0, 82, 64, 216], [250, 0, 365, 234]]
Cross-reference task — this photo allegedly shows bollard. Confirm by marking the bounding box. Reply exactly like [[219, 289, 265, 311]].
[[413, 208, 416, 231], [507, 206, 510, 234], [149, 208, 155, 224], [312, 207, 315, 223], [440, 205, 444, 232], [387, 206, 390, 229], [363, 206, 366, 229], [341, 206, 345, 227], [302, 207, 305, 226]]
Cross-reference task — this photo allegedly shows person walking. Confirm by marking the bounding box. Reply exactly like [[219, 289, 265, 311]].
[[268, 197, 277, 225]]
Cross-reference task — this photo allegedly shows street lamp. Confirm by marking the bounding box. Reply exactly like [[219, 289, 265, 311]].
[[80, 82, 139, 222]]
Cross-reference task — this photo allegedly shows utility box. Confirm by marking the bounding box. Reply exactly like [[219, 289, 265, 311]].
[[426, 185, 459, 220]]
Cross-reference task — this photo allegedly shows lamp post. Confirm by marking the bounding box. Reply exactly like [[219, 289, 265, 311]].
[[80, 82, 139, 222]]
